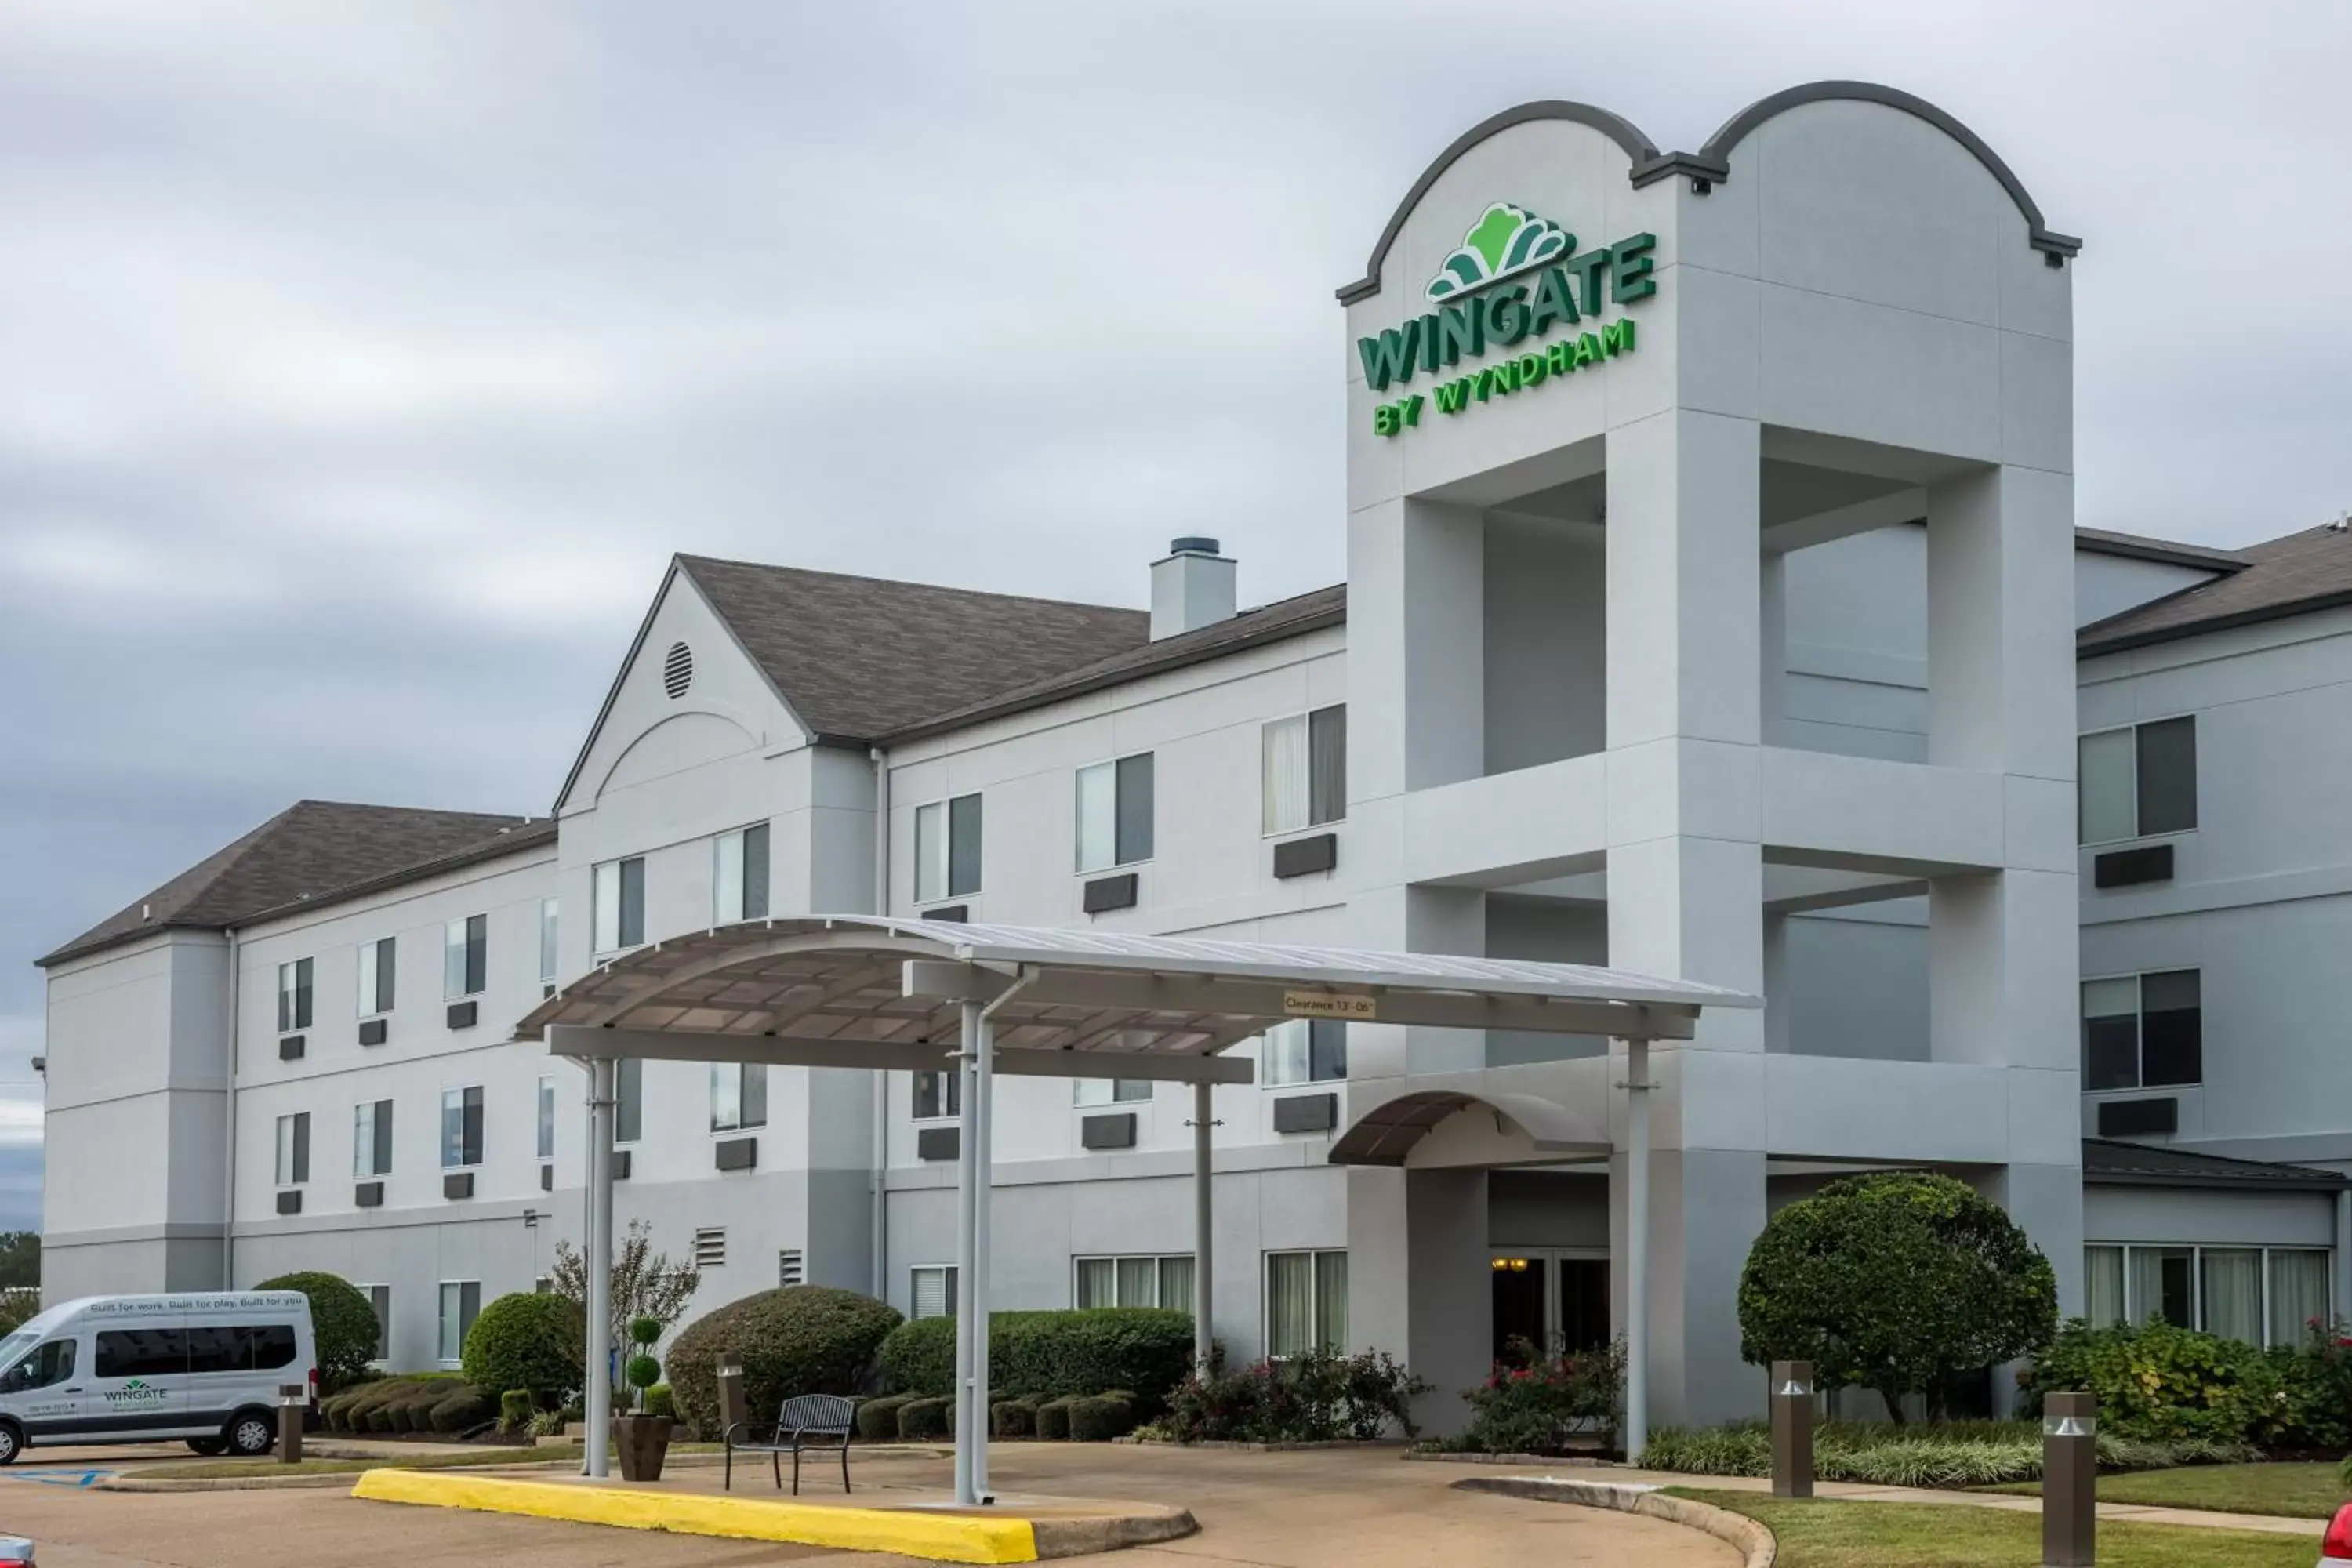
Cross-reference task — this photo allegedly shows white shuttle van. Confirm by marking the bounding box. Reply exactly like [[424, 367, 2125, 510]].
[[0, 1293, 316, 1462]]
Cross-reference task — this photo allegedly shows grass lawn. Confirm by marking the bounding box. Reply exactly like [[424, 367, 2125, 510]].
[[142, 1446, 560, 1480], [1979, 1461, 2350, 1521], [1670, 1489, 2321, 1567]]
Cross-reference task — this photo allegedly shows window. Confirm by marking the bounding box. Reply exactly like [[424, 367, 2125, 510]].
[[714, 824, 771, 923], [2081, 970, 2201, 1091], [96, 1329, 183, 1378], [710, 1062, 768, 1132], [274, 1112, 310, 1186], [1076, 753, 1155, 873], [615, 1058, 642, 1145], [913, 1070, 960, 1121], [441, 1086, 484, 1168], [911, 1264, 959, 1320], [539, 898, 559, 991], [914, 794, 983, 904], [1073, 1078, 1152, 1106], [437, 1281, 481, 1363], [357, 937, 396, 1018], [1263, 1020, 1348, 1087], [1074, 1254, 1194, 1310], [352, 1099, 393, 1178], [695, 1228, 727, 1269], [5, 1339, 73, 1391], [363, 1286, 390, 1360], [441, 915, 486, 1000], [278, 958, 314, 1033], [593, 858, 645, 952], [537, 1075, 556, 1161], [1265, 1249, 1347, 1358], [2080, 716, 2197, 844], [2085, 1243, 2332, 1345], [1263, 705, 1347, 834]]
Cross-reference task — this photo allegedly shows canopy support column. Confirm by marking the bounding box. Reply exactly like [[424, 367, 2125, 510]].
[[584, 1055, 615, 1481], [952, 1001, 980, 1507], [971, 1001, 997, 1500], [1624, 1037, 1652, 1465], [1192, 1080, 1214, 1371]]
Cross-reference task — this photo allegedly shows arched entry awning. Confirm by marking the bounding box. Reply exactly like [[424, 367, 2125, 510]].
[[1328, 1082, 1610, 1167], [514, 915, 1754, 1497]]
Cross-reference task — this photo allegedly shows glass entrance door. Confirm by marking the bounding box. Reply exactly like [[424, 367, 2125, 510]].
[[1491, 1250, 1610, 1364]]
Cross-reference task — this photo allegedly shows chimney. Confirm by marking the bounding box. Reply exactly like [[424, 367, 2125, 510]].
[[1150, 537, 1236, 641]]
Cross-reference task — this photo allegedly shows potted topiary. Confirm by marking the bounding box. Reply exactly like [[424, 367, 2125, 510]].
[[615, 1316, 671, 1481]]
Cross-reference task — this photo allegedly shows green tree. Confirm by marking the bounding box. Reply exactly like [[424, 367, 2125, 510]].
[[460, 1291, 586, 1408], [550, 1218, 699, 1354], [1737, 1171, 2057, 1423], [256, 1270, 380, 1392], [0, 1232, 41, 1290]]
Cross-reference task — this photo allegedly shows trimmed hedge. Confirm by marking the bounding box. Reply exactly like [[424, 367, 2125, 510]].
[[461, 1292, 585, 1409], [669, 1288, 902, 1440], [991, 1399, 1036, 1438], [428, 1386, 492, 1433], [857, 1394, 916, 1442], [499, 1389, 534, 1432], [1035, 1396, 1075, 1441], [898, 1396, 950, 1439], [255, 1271, 381, 1393], [1068, 1395, 1134, 1442], [877, 1308, 1193, 1416], [644, 1384, 674, 1421], [1639, 1418, 2258, 1486]]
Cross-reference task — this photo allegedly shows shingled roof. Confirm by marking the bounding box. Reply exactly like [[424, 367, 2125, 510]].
[[677, 555, 1151, 742], [40, 802, 552, 967], [2080, 522, 2352, 656], [2082, 1137, 2350, 1192]]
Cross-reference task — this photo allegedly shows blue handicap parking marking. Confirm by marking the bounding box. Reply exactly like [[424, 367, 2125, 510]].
[[3, 1468, 111, 1488]]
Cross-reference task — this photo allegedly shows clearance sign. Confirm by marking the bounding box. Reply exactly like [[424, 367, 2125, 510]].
[[1359, 201, 1655, 437]]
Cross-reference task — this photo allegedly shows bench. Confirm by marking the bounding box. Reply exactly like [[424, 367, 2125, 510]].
[[724, 1392, 855, 1494]]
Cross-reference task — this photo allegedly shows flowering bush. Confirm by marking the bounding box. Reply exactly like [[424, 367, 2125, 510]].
[[2020, 1316, 2352, 1447], [1160, 1348, 1427, 1443], [1458, 1337, 1626, 1454]]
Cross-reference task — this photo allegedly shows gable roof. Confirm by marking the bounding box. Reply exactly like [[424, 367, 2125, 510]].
[[40, 802, 550, 967], [676, 555, 1151, 744], [2082, 1137, 2350, 1192], [2079, 523, 2352, 657]]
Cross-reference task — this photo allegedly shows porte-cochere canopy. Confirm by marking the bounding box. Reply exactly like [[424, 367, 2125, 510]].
[[513, 915, 1758, 1071]]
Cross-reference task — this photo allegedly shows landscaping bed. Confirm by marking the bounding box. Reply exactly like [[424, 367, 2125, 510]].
[[1977, 1460, 2351, 1520], [1639, 1419, 2257, 1488], [1669, 1488, 2321, 1567]]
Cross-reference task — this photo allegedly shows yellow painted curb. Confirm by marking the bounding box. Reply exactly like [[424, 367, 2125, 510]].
[[350, 1468, 1040, 1563]]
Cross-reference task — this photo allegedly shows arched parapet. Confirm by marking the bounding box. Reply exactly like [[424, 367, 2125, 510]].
[[1329, 1080, 1609, 1168]]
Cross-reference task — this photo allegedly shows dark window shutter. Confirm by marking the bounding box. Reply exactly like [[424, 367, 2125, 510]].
[[378, 938, 397, 1013], [619, 858, 645, 947], [948, 794, 983, 897], [1308, 706, 1347, 826], [463, 1087, 485, 1165], [2139, 970, 2202, 1086], [464, 915, 487, 996], [742, 824, 770, 920], [1309, 1020, 1348, 1081], [1115, 753, 1154, 865]]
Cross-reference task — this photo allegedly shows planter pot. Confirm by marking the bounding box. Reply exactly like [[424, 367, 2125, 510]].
[[613, 1413, 672, 1481]]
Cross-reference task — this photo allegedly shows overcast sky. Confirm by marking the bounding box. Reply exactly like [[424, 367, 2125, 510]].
[[3, 1, 2347, 1232]]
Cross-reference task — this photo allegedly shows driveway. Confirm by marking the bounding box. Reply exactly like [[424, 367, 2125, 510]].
[[0, 1444, 1734, 1567]]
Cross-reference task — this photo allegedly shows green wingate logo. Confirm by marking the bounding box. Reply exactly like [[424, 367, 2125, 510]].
[[1426, 202, 1572, 302]]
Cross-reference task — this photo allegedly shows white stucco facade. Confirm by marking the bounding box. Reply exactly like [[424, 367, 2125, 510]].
[[38, 85, 2352, 1428]]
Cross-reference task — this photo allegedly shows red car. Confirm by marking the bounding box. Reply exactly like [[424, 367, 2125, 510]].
[[2323, 1503, 2352, 1566]]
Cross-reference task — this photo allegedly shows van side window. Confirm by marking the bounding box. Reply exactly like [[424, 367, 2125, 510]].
[[249, 1325, 296, 1370], [95, 1329, 186, 1379], [9, 1341, 72, 1390], [184, 1327, 245, 1374]]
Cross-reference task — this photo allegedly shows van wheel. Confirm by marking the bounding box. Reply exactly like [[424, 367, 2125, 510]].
[[0, 1422, 21, 1465], [186, 1436, 226, 1456], [225, 1411, 275, 1457]]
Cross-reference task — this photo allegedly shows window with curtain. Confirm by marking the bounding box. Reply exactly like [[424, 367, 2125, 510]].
[[274, 1112, 310, 1186], [713, 823, 771, 923], [1263, 1020, 1348, 1087], [2083, 1245, 2125, 1328], [1265, 1249, 1347, 1356], [1262, 706, 1347, 835], [353, 1099, 392, 1178], [2082, 971, 2201, 1091], [615, 1058, 642, 1144], [911, 1265, 958, 1319], [536, 1076, 555, 1161], [1076, 754, 1155, 873], [710, 1062, 768, 1131], [278, 958, 314, 1033], [357, 937, 395, 1017], [2271, 1250, 2331, 1345], [2079, 716, 2197, 844], [437, 1281, 481, 1363], [2200, 1249, 2263, 1345], [593, 857, 645, 952], [2129, 1246, 2195, 1328], [1073, 1078, 1152, 1106], [442, 914, 486, 999], [914, 794, 983, 905], [913, 1070, 960, 1120], [1073, 1255, 1194, 1308]]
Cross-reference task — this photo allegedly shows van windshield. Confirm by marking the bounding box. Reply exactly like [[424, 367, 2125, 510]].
[[0, 1332, 34, 1375]]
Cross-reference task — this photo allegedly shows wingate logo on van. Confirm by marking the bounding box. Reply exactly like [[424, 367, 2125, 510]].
[[103, 1377, 167, 1406]]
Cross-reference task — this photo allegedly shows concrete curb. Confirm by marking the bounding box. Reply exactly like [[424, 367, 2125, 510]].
[[1454, 1476, 1775, 1568], [1404, 1448, 1618, 1467], [99, 1472, 367, 1493]]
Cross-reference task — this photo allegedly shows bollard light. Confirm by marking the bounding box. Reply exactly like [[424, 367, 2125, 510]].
[[2041, 1391, 2097, 1567], [277, 1382, 307, 1465], [716, 1352, 747, 1441], [1769, 1360, 1813, 1498]]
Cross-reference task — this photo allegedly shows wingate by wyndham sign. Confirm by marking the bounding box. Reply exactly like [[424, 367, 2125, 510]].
[[1359, 201, 1656, 437]]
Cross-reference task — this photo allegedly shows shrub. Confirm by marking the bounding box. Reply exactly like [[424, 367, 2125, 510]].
[[255, 1271, 381, 1394], [668, 1288, 902, 1440], [460, 1292, 585, 1409], [877, 1308, 1196, 1417], [1161, 1349, 1429, 1444], [428, 1386, 491, 1433], [1068, 1396, 1134, 1442], [992, 1399, 1036, 1438], [644, 1384, 674, 1421], [897, 1397, 950, 1439], [1035, 1396, 1075, 1441], [499, 1389, 535, 1433], [1639, 1418, 2259, 1486], [2021, 1318, 2315, 1445], [856, 1394, 916, 1442], [1739, 1172, 2057, 1421], [1460, 1338, 1625, 1454]]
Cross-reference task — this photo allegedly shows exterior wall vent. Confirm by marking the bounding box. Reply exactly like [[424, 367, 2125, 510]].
[[778, 1249, 804, 1288], [694, 1227, 727, 1269], [663, 641, 694, 699]]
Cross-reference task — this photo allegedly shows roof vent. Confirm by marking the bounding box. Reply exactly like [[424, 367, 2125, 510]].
[[662, 641, 694, 699], [2327, 513, 2352, 534], [1150, 538, 1236, 641]]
